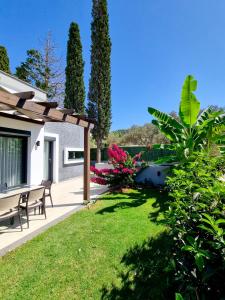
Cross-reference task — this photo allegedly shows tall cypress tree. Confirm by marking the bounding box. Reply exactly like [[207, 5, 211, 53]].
[[87, 0, 112, 162], [0, 46, 10, 73], [64, 22, 85, 113]]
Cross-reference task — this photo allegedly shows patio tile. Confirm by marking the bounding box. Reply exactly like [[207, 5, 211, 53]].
[[0, 177, 107, 256]]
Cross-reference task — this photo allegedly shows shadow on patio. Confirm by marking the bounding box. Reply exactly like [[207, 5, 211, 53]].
[[0, 176, 107, 256]]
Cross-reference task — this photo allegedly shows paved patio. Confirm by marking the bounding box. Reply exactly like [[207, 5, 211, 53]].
[[0, 177, 107, 256]]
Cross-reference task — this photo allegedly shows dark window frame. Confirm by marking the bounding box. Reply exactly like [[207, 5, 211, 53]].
[[0, 127, 29, 188]]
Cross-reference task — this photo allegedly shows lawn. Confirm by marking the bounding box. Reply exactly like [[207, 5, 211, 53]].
[[0, 188, 169, 300]]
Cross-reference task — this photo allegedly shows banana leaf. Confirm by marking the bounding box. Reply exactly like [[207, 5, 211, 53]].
[[179, 75, 200, 128]]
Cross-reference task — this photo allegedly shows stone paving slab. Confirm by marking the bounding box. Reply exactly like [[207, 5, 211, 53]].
[[0, 177, 107, 256]]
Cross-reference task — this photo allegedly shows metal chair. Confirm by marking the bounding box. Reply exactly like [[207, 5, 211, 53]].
[[0, 194, 23, 231], [20, 187, 46, 228], [41, 180, 53, 207]]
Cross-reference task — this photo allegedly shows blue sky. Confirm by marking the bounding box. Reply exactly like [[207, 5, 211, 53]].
[[1, 0, 225, 130]]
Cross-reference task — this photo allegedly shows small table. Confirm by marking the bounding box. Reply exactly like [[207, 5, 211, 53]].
[[0, 186, 44, 200]]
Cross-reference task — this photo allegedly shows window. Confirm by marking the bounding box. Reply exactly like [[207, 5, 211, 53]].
[[0, 135, 28, 188], [64, 148, 84, 164]]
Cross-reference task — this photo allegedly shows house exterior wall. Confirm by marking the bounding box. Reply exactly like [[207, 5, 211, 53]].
[[0, 117, 45, 185], [0, 70, 47, 102], [0, 72, 85, 186], [44, 122, 84, 182]]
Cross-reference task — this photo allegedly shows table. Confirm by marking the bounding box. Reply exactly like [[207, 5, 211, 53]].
[[0, 186, 44, 199]]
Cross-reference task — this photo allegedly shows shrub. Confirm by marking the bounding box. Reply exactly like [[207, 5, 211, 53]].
[[148, 75, 225, 162], [165, 154, 225, 299], [91, 144, 145, 188]]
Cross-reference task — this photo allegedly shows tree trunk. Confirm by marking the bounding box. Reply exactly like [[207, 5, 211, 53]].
[[96, 140, 101, 163]]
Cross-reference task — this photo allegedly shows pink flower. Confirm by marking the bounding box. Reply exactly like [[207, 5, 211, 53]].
[[108, 144, 127, 164], [91, 177, 107, 185], [122, 168, 134, 174], [100, 168, 112, 174], [90, 166, 102, 176]]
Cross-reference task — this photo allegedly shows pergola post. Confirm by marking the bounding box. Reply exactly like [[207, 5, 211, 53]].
[[83, 126, 91, 201]]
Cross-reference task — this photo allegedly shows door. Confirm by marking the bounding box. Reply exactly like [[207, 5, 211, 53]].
[[44, 140, 53, 181]]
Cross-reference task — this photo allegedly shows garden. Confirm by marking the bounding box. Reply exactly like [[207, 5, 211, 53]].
[[91, 75, 225, 299], [0, 75, 225, 300]]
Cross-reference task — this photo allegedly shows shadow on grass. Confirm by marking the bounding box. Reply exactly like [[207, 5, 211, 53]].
[[101, 231, 175, 300], [96, 188, 168, 215], [148, 189, 170, 223]]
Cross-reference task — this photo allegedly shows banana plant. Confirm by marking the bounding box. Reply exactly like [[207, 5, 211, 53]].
[[148, 75, 225, 161]]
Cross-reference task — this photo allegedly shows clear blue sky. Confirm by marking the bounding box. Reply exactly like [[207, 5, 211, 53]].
[[1, 0, 225, 130]]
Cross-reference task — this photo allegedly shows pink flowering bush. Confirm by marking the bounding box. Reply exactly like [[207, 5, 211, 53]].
[[90, 144, 145, 188]]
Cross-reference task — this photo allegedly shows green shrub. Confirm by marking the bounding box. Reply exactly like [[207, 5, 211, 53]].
[[165, 154, 225, 299]]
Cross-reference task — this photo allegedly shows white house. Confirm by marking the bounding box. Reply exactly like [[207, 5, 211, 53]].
[[0, 70, 85, 189]]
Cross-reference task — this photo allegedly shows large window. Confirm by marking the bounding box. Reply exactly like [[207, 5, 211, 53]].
[[64, 147, 84, 164], [0, 129, 28, 188]]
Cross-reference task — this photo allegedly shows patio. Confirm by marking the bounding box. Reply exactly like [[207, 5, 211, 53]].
[[0, 177, 107, 256]]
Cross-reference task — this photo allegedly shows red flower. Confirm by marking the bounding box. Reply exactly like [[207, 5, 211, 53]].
[[100, 168, 112, 174], [122, 168, 134, 174], [108, 144, 127, 164], [90, 166, 101, 175], [91, 177, 107, 185]]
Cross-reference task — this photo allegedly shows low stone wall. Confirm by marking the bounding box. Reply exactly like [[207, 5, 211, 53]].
[[135, 164, 173, 186]]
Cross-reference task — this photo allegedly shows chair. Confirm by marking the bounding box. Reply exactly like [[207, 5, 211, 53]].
[[20, 187, 46, 228], [41, 180, 53, 207], [0, 183, 8, 193], [0, 194, 23, 231]]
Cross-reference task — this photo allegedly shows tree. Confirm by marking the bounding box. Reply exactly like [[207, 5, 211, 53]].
[[106, 124, 168, 146], [148, 75, 225, 161], [64, 22, 85, 114], [0, 46, 10, 73], [15, 32, 64, 102], [41, 31, 65, 103], [15, 49, 45, 88], [87, 0, 112, 162]]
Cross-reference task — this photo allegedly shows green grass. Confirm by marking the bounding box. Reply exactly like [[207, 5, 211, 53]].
[[0, 188, 168, 300]]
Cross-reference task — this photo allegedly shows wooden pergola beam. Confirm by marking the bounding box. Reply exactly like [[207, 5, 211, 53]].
[[0, 90, 94, 129], [0, 89, 94, 202], [58, 108, 75, 115], [84, 126, 91, 201], [0, 112, 45, 124], [36, 101, 58, 109], [13, 91, 35, 100], [0, 103, 12, 111], [15, 108, 56, 123]]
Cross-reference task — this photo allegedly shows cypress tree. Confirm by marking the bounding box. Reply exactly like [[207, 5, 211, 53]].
[[0, 46, 10, 73], [64, 22, 85, 113], [87, 0, 112, 162]]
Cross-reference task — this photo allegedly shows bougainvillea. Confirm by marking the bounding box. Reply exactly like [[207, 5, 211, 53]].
[[90, 144, 145, 188]]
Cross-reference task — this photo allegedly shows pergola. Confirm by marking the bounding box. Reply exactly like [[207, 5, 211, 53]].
[[0, 89, 94, 201]]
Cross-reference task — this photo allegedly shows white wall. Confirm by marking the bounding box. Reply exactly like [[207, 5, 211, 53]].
[[0, 117, 45, 185], [0, 70, 47, 102]]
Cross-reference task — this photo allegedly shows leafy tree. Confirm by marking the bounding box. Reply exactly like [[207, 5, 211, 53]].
[[64, 22, 85, 113], [15, 32, 64, 102], [0, 46, 10, 73], [87, 0, 112, 162], [15, 49, 45, 88], [148, 75, 225, 161], [106, 124, 168, 146]]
